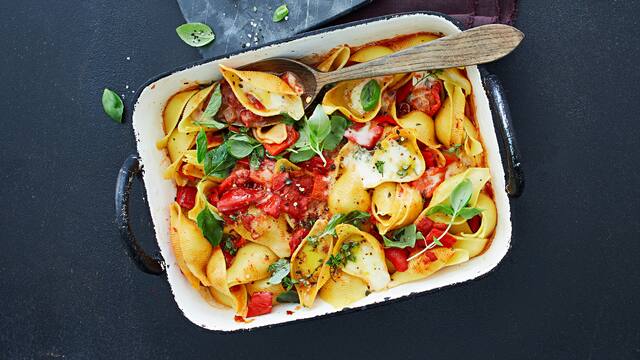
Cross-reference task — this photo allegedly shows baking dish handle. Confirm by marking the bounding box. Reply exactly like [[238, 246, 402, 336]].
[[482, 72, 524, 197], [115, 154, 165, 275]]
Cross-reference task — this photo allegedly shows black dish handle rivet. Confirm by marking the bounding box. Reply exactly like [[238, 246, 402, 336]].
[[115, 154, 165, 275], [482, 71, 524, 197]]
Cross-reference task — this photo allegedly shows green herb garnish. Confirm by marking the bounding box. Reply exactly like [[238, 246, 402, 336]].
[[288, 106, 348, 164], [382, 224, 424, 249], [176, 23, 215, 47], [276, 290, 299, 303], [267, 258, 290, 285], [203, 143, 236, 178], [375, 160, 385, 175], [193, 84, 225, 129], [196, 208, 224, 246], [307, 210, 370, 246], [101, 88, 124, 123], [326, 242, 359, 275], [196, 129, 208, 163], [360, 79, 381, 112], [408, 179, 483, 261], [272, 4, 289, 22]]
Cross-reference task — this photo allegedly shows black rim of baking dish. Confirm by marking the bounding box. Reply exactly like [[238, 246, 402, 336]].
[[114, 10, 524, 330]]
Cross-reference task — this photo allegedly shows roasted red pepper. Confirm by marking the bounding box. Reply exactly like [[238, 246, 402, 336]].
[[246, 291, 273, 317], [216, 188, 262, 214], [175, 186, 197, 210], [289, 227, 310, 254], [468, 215, 482, 233], [263, 126, 299, 156]]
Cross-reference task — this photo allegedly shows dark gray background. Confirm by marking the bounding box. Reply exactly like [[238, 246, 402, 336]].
[[1, 1, 639, 359]]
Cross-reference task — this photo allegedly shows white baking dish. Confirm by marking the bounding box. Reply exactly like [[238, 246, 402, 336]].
[[118, 12, 522, 331]]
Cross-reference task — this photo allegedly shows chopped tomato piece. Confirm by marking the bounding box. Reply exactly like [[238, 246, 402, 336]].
[[409, 167, 445, 198], [257, 193, 282, 218], [410, 80, 442, 117], [246, 291, 273, 317], [175, 186, 197, 210], [207, 187, 220, 206], [424, 251, 438, 262], [468, 215, 482, 233], [374, 114, 397, 126], [263, 126, 299, 156], [289, 227, 310, 254], [396, 81, 413, 103], [397, 102, 411, 117], [344, 122, 384, 150], [415, 216, 434, 236], [309, 175, 328, 200], [385, 248, 409, 272], [216, 188, 262, 214], [433, 223, 447, 230], [249, 159, 275, 184], [281, 71, 305, 95], [421, 148, 440, 168], [425, 228, 457, 248], [298, 155, 333, 175], [206, 133, 224, 147], [217, 169, 250, 193], [443, 151, 458, 166]]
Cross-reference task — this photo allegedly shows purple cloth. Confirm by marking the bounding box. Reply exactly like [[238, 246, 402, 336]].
[[332, 0, 518, 27]]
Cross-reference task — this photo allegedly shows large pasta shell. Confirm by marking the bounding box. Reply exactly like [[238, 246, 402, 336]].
[[291, 220, 333, 307], [334, 224, 390, 291], [435, 82, 466, 147], [226, 242, 278, 287], [319, 271, 369, 309], [219, 64, 304, 120], [233, 207, 291, 258], [372, 182, 423, 235], [388, 33, 439, 51], [350, 45, 393, 63], [177, 84, 216, 133], [157, 89, 198, 149], [322, 76, 397, 122], [169, 203, 200, 289]]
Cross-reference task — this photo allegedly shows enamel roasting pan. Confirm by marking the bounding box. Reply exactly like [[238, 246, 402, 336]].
[[115, 12, 524, 331]]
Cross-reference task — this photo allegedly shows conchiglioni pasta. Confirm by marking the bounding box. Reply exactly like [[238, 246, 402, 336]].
[[159, 32, 499, 317]]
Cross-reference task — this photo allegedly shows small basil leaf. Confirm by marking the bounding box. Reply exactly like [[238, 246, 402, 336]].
[[202, 84, 222, 118], [176, 23, 215, 47], [280, 113, 297, 125], [193, 117, 227, 129], [101, 88, 124, 123], [450, 178, 474, 213], [227, 140, 257, 158], [196, 129, 208, 163], [276, 290, 299, 304], [196, 208, 224, 246], [383, 224, 422, 249], [307, 105, 331, 144], [272, 4, 289, 22], [425, 204, 455, 216], [458, 207, 483, 220], [323, 115, 349, 151], [204, 143, 236, 178], [288, 148, 315, 163], [267, 259, 290, 285], [360, 80, 381, 112]]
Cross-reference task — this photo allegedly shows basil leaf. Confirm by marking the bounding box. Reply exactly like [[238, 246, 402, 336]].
[[272, 4, 289, 22], [323, 115, 349, 151], [288, 148, 315, 163], [276, 290, 299, 303], [101, 88, 124, 123], [250, 146, 264, 170], [193, 117, 227, 129], [196, 129, 208, 163], [450, 179, 473, 213], [360, 80, 381, 112], [176, 23, 215, 47], [425, 204, 455, 216], [307, 105, 331, 144], [267, 259, 290, 285], [341, 210, 370, 226], [375, 160, 384, 174], [202, 84, 222, 118], [204, 144, 236, 178], [227, 140, 257, 158], [382, 224, 424, 249], [458, 207, 483, 220], [315, 210, 370, 240], [294, 123, 310, 148], [280, 113, 297, 125], [281, 276, 297, 291], [196, 208, 224, 246]]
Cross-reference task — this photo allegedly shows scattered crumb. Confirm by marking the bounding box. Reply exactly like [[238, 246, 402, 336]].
[[253, 6, 257, 12], [126, 56, 130, 60], [125, 85, 129, 89], [284, 16, 289, 21]]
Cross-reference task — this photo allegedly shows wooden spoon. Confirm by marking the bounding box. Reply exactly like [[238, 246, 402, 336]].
[[239, 24, 523, 125]]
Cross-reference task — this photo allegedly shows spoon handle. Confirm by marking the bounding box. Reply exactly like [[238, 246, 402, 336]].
[[315, 24, 523, 86]]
